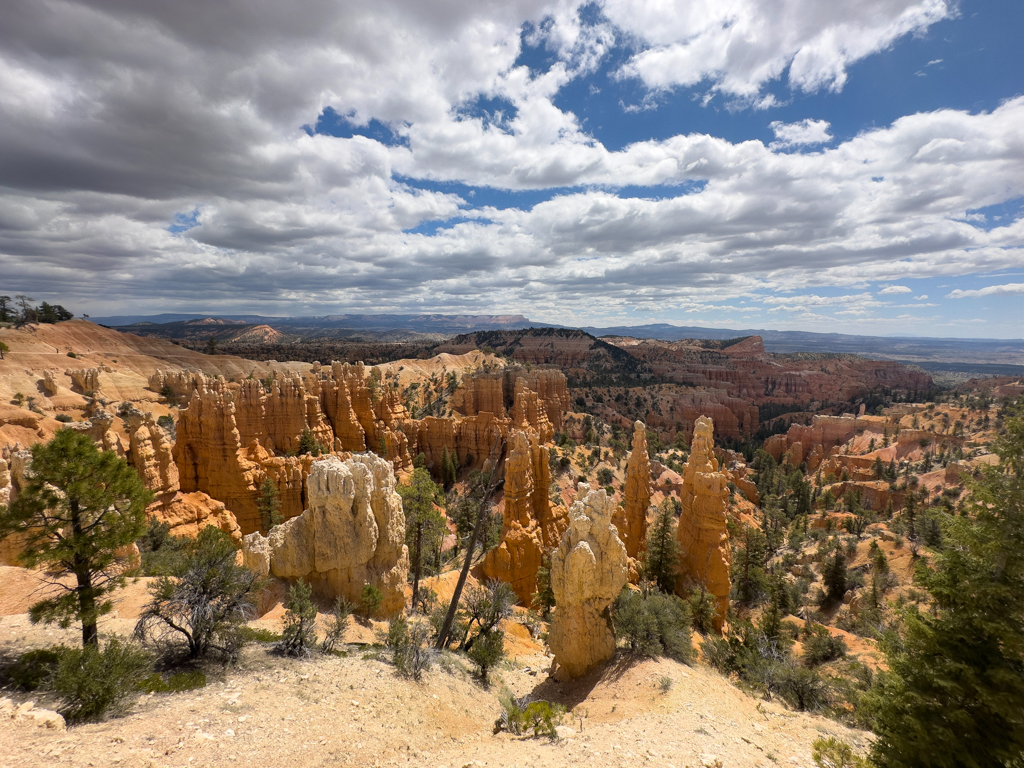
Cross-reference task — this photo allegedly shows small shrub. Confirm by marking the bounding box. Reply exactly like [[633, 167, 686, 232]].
[[354, 584, 381, 619], [802, 625, 847, 667], [812, 737, 869, 768], [386, 614, 433, 680], [658, 675, 674, 693], [159, 385, 177, 406], [7, 647, 64, 691], [279, 580, 318, 657], [66, 351, 77, 358], [55, 414, 73, 423], [687, 589, 718, 635], [775, 663, 830, 711], [467, 629, 505, 683], [701, 635, 734, 672], [496, 693, 565, 737], [134, 526, 261, 660], [320, 596, 353, 653], [613, 589, 693, 663], [136, 518, 191, 576], [49, 638, 152, 723], [239, 626, 281, 644]]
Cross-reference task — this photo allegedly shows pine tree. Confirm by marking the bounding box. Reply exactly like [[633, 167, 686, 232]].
[[821, 538, 848, 605], [398, 467, 445, 610], [531, 552, 556, 618], [871, 402, 1024, 767], [642, 499, 681, 593], [256, 477, 282, 533], [0, 430, 151, 648]]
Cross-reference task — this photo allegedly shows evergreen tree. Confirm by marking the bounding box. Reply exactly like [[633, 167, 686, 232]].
[[398, 467, 445, 610], [642, 498, 681, 593], [297, 428, 322, 456], [820, 538, 848, 605], [135, 525, 261, 659], [0, 430, 151, 648], [871, 402, 1024, 767], [733, 525, 769, 606], [279, 579, 318, 657], [256, 476, 282, 533], [531, 552, 556, 618]]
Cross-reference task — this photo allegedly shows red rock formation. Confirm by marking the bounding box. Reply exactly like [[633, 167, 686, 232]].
[[613, 421, 651, 560], [127, 412, 178, 499], [152, 491, 243, 545], [450, 374, 506, 418], [676, 416, 731, 631], [479, 430, 567, 605], [511, 377, 554, 444]]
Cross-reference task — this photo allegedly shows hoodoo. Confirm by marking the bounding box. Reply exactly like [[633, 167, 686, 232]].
[[241, 454, 409, 616], [676, 416, 732, 632], [548, 483, 629, 678], [614, 420, 651, 560]]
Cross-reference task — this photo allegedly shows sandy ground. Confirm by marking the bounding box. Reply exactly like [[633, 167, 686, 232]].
[[0, 573, 869, 768]]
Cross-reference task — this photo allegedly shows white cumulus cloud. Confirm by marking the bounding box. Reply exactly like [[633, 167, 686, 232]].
[[879, 285, 913, 294], [769, 119, 833, 149], [947, 283, 1024, 298]]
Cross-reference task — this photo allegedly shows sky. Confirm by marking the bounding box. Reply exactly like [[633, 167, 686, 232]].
[[0, 0, 1022, 337]]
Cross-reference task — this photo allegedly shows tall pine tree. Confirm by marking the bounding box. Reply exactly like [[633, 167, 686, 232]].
[[642, 498, 681, 593], [870, 401, 1024, 767]]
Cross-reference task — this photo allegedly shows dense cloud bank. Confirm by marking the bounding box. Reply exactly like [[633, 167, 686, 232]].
[[0, 0, 1020, 332]]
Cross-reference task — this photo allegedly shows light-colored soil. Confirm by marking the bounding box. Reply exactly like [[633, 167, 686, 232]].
[[0, 571, 869, 768]]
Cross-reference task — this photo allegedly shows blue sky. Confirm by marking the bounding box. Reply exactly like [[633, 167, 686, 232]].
[[0, 0, 1021, 336]]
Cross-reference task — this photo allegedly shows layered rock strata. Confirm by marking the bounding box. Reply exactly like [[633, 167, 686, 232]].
[[613, 421, 651, 560], [241, 454, 409, 616], [676, 416, 731, 632], [548, 483, 629, 678]]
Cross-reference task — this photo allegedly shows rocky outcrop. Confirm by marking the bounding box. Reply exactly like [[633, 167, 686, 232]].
[[41, 370, 61, 397], [450, 374, 506, 419], [149, 491, 243, 545], [613, 421, 651, 560], [127, 413, 178, 498], [241, 454, 409, 616], [676, 416, 731, 632], [0, 450, 32, 565], [171, 362, 568, 531], [479, 430, 567, 605], [548, 483, 629, 678], [764, 414, 895, 470], [65, 367, 105, 394]]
